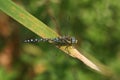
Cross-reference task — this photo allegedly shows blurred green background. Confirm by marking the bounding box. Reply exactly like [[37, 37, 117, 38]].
[[0, 0, 120, 80]]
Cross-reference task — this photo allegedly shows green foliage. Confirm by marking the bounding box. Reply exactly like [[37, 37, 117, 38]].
[[0, 0, 120, 80]]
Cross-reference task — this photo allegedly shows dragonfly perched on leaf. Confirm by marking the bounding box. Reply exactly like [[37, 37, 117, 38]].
[[24, 36, 78, 47]]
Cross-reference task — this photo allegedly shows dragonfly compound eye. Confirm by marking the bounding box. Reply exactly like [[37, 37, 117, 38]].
[[71, 37, 77, 44]]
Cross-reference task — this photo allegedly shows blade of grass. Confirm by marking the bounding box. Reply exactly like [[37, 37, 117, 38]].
[[0, 0, 59, 38], [0, 0, 118, 78]]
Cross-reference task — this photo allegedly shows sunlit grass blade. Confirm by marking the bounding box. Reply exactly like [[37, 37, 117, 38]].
[[0, 0, 59, 38]]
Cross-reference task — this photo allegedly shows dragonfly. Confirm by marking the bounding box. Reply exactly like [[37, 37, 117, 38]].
[[24, 36, 77, 46]]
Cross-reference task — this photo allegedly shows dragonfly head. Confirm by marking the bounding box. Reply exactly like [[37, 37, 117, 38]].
[[71, 37, 78, 44]]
